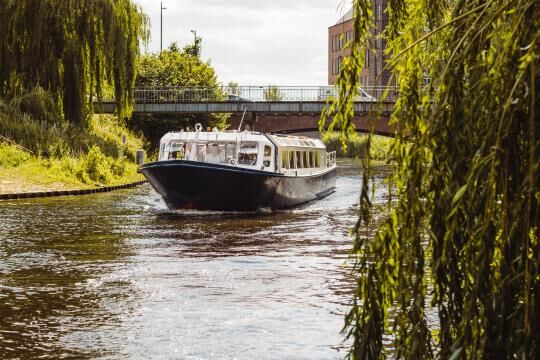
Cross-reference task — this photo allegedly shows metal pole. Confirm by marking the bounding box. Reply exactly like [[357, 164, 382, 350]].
[[160, 2, 167, 52]]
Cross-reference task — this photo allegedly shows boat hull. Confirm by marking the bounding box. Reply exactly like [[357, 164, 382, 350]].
[[139, 160, 336, 211]]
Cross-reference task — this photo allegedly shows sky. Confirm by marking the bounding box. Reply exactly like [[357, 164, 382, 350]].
[[134, 0, 351, 86]]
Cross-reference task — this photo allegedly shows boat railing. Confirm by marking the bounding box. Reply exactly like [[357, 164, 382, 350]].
[[326, 151, 336, 168]]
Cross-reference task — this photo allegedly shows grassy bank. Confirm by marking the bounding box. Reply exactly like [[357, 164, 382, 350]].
[[322, 132, 393, 161], [0, 97, 146, 194]]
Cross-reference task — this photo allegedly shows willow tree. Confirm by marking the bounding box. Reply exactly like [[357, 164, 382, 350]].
[[0, 0, 149, 126], [322, 0, 539, 358]]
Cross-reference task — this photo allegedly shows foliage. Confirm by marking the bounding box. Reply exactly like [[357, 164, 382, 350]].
[[0, 142, 141, 191], [228, 81, 240, 95], [8, 87, 61, 125], [136, 43, 219, 89], [132, 42, 228, 147], [0, 0, 149, 126], [0, 92, 144, 161], [76, 145, 125, 184], [323, 132, 392, 160], [0, 111, 143, 189], [0, 142, 30, 167], [323, 0, 539, 358], [263, 86, 283, 101], [183, 30, 203, 57]]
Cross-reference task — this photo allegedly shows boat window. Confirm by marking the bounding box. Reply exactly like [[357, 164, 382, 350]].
[[205, 143, 220, 163], [263, 145, 272, 167], [289, 151, 296, 169], [196, 144, 206, 161], [238, 142, 258, 165], [168, 141, 185, 160], [225, 143, 236, 162], [303, 151, 309, 168], [160, 143, 166, 160], [314, 151, 320, 167]]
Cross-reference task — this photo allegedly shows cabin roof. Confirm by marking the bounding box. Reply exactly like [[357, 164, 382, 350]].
[[160, 131, 269, 144], [267, 134, 326, 150], [160, 131, 326, 150]]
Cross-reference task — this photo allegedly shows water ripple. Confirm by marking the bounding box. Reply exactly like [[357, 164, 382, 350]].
[[0, 159, 391, 359]]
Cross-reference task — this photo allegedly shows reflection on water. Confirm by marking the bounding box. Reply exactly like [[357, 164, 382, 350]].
[[0, 159, 390, 359]]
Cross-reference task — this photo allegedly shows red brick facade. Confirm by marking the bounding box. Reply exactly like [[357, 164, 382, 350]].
[[328, 2, 394, 87]]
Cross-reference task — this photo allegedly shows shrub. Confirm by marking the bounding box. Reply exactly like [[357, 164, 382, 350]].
[[9, 87, 62, 125], [0, 143, 31, 167], [78, 145, 115, 183], [322, 132, 393, 160]]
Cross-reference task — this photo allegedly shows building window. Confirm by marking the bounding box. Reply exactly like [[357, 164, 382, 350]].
[[332, 58, 342, 75], [365, 49, 369, 67], [337, 56, 342, 74]]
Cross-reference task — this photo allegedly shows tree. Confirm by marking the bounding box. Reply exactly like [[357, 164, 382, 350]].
[[263, 85, 283, 101], [322, 0, 539, 358], [132, 42, 227, 146], [227, 81, 240, 96], [183, 30, 203, 58], [0, 0, 149, 126], [136, 43, 219, 89]]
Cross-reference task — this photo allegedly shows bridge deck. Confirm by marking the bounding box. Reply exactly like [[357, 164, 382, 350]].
[[94, 101, 395, 114], [94, 86, 397, 114]]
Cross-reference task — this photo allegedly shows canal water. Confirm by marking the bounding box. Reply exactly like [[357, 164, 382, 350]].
[[0, 159, 389, 359]]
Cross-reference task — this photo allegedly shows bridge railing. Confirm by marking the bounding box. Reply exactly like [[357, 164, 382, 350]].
[[131, 86, 399, 103]]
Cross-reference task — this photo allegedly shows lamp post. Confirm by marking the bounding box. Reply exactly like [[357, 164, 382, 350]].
[[160, 2, 167, 52]]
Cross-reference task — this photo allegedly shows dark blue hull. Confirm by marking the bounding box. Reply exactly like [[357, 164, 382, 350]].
[[139, 160, 336, 211]]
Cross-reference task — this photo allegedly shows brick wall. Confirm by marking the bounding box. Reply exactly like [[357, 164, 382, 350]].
[[228, 113, 393, 136]]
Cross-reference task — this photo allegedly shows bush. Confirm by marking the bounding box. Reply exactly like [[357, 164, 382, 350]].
[[9, 87, 62, 125], [322, 132, 393, 160], [0, 143, 31, 167]]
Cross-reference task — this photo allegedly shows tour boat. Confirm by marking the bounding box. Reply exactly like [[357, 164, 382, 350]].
[[139, 124, 337, 211]]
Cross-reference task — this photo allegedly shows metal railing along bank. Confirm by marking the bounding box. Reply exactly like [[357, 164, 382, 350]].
[[129, 86, 399, 103]]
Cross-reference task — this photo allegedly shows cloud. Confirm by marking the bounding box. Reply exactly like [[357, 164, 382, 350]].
[[135, 0, 351, 85]]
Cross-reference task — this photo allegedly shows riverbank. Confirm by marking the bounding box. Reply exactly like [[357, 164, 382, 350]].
[[0, 156, 144, 194], [0, 110, 146, 194], [322, 132, 393, 160]]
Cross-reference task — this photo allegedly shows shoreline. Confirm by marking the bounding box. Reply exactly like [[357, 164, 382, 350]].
[[0, 180, 147, 201]]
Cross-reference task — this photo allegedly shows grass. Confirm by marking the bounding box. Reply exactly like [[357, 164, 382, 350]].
[[0, 154, 142, 194], [0, 96, 146, 194]]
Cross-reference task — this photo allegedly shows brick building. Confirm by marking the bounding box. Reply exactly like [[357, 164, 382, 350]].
[[328, 2, 392, 86]]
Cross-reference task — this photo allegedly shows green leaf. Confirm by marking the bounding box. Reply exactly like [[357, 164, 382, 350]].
[[451, 184, 467, 206]]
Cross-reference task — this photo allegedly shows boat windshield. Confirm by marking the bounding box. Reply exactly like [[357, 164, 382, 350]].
[[163, 139, 263, 167], [168, 141, 237, 164], [167, 141, 185, 160], [238, 142, 258, 165], [205, 143, 236, 164]]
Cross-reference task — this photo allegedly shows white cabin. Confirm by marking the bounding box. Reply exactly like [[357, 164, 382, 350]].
[[158, 125, 336, 176]]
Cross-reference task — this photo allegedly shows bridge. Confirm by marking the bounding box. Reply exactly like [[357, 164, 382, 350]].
[[94, 86, 397, 135]]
